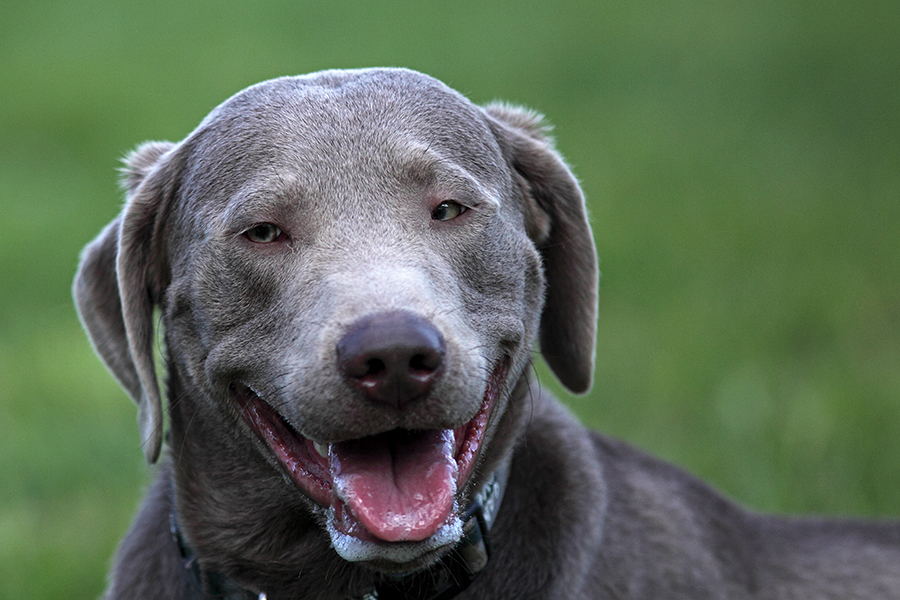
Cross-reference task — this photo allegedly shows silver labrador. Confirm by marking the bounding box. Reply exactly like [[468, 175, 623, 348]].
[[75, 68, 900, 599]]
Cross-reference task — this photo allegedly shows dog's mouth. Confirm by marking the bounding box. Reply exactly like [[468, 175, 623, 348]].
[[234, 359, 506, 553]]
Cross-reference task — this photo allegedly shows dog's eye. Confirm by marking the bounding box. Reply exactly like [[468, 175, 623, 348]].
[[244, 223, 283, 243], [431, 201, 468, 221]]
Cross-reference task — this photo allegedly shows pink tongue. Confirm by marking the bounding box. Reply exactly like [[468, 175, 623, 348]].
[[330, 429, 458, 542]]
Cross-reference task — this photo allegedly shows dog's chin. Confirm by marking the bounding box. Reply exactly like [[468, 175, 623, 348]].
[[325, 504, 464, 572]]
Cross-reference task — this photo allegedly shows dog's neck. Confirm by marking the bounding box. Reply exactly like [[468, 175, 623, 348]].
[[172, 460, 510, 600]]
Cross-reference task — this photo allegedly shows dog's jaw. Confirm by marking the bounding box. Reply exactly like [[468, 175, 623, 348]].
[[233, 358, 507, 567]]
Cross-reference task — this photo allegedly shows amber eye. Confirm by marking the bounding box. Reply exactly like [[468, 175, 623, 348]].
[[431, 201, 468, 221], [244, 223, 283, 243]]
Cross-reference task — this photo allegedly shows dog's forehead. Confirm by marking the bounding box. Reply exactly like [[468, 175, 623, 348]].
[[181, 69, 507, 207]]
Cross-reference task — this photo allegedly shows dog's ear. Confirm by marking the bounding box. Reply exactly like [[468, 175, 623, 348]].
[[73, 141, 178, 463], [484, 104, 598, 394]]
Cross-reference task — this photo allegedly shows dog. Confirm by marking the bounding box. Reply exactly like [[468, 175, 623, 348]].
[[75, 68, 900, 599]]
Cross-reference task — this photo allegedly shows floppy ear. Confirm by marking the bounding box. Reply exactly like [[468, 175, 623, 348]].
[[484, 104, 598, 394], [73, 141, 178, 463]]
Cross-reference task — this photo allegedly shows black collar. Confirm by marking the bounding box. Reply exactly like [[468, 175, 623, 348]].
[[172, 462, 509, 600]]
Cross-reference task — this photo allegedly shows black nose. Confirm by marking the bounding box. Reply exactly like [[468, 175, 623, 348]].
[[337, 310, 445, 409]]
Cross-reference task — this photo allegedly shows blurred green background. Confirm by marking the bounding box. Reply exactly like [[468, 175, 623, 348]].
[[1, 0, 898, 597]]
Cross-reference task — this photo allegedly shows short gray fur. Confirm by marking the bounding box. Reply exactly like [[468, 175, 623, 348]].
[[74, 68, 900, 599]]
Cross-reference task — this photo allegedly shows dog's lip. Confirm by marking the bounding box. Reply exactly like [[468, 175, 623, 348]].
[[236, 388, 334, 506], [233, 358, 507, 543]]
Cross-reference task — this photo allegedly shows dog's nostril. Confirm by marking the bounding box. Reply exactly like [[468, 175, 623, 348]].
[[365, 358, 386, 376], [410, 353, 439, 373], [337, 310, 445, 409]]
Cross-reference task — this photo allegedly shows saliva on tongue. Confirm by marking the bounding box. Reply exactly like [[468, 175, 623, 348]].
[[330, 429, 458, 542]]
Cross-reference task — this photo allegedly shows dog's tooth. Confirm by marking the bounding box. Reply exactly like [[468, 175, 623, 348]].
[[314, 442, 329, 458]]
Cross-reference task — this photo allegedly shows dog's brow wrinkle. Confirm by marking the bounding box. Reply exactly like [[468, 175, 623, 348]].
[[263, 151, 290, 199]]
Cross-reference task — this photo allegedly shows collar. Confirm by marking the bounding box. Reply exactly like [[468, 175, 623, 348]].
[[173, 460, 510, 600]]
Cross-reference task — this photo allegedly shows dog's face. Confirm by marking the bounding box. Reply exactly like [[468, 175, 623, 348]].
[[166, 72, 545, 565], [74, 69, 596, 581]]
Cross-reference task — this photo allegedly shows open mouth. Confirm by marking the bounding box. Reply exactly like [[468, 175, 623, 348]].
[[234, 359, 507, 549]]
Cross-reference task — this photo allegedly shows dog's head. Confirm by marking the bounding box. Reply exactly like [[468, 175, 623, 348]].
[[74, 69, 596, 579]]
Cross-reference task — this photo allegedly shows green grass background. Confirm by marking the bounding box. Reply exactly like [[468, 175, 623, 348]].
[[1, 0, 898, 597]]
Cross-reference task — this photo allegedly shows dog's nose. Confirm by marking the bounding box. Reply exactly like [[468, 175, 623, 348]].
[[337, 310, 445, 409]]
